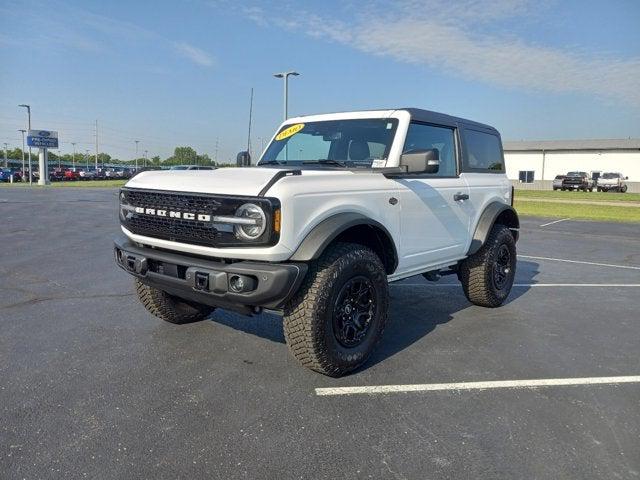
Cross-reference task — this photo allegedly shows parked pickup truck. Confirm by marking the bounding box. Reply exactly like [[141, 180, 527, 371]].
[[114, 108, 519, 376], [562, 172, 593, 191], [597, 172, 628, 193]]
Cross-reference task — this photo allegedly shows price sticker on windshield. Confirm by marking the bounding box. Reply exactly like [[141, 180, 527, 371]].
[[275, 123, 304, 141]]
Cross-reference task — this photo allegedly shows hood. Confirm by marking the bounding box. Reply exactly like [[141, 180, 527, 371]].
[[598, 178, 618, 184], [125, 167, 287, 196]]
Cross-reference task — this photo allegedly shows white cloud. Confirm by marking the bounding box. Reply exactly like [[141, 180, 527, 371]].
[[241, 0, 640, 107], [174, 41, 215, 67]]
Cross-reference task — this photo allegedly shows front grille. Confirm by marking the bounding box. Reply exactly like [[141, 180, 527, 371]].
[[120, 188, 278, 247]]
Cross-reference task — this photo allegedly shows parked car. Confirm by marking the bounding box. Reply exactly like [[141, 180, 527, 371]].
[[552, 175, 566, 191], [9, 168, 23, 182], [562, 171, 593, 191], [64, 168, 80, 181], [104, 168, 120, 178], [115, 107, 519, 377], [50, 168, 65, 182], [597, 172, 628, 193], [0, 167, 15, 182], [79, 169, 97, 180]]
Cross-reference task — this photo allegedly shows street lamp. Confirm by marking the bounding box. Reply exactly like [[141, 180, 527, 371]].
[[3, 142, 8, 168], [134, 140, 139, 170], [144, 150, 148, 168], [71, 142, 76, 168], [18, 129, 26, 175], [273, 71, 300, 120], [18, 104, 32, 184]]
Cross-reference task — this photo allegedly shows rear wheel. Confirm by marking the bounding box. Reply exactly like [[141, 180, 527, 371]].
[[459, 224, 517, 308], [135, 279, 214, 324], [283, 242, 389, 377]]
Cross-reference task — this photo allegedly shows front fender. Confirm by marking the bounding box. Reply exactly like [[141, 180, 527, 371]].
[[289, 212, 397, 266]]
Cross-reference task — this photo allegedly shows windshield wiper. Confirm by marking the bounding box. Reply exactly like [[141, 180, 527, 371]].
[[303, 159, 347, 167]]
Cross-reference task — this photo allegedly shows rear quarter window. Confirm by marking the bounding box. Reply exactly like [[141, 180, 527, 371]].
[[462, 129, 505, 173]]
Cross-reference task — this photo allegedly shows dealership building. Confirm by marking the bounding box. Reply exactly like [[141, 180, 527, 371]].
[[504, 138, 640, 192]]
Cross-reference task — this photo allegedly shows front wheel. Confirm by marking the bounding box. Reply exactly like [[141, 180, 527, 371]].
[[459, 224, 517, 308], [621, 185, 628, 193], [135, 279, 214, 324], [283, 242, 389, 377]]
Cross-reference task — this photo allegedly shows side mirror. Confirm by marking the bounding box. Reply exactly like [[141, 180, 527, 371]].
[[625, 176, 629, 180], [400, 149, 440, 174]]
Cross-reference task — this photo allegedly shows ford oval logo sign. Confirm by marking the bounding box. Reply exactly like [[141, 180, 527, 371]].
[[38, 131, 50, 137]]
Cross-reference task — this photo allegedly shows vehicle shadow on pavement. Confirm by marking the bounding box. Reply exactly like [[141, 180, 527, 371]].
[[206, 261, 540, 368], [364, 260, 540, 370]]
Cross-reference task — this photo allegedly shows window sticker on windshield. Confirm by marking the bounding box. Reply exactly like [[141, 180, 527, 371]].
[[371, 159, 387, 168], [275, 123, 305, 141], [386, 123, 393, 129]]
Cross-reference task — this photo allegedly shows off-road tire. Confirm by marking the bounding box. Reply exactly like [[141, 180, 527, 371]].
[[135, 279, 214, 324], [459, 224, 516, 308], [283, 242, 389, 377]]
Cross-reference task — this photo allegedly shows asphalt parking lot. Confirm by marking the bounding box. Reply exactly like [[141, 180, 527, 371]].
[[1, 188, 639, 479]]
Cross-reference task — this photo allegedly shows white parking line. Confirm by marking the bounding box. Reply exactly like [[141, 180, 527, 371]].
[[518, 255, 640, 271], [393, 283, 640, 287], [315, 375, 640, 396], [539, 218, 571, 227]]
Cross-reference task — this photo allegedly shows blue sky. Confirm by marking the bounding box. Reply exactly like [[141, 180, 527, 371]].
[[1, 0, 639, 162]]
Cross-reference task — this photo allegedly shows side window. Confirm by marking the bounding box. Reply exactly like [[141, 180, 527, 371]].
[[402, 123, 456, 176], [462, 129, 504, 172]]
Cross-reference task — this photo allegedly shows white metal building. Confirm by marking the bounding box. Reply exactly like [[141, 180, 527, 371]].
[[503, 139, 640, 192]]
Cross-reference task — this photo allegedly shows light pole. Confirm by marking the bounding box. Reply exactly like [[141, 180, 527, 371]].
[[144, 150, 148, 168], [273, 71, 300, 120], [85, 149, 90, 170], [134, 140, 139, 170], [3, 142, 7, 168], [18, 129, 26, 175], [18, 104, 32, 184], [71, 142, 76, 168]]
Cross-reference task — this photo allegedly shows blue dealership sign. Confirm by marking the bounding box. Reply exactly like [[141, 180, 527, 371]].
[[27, 130, 58, 148]]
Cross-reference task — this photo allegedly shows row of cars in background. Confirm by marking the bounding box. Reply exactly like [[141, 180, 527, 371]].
[[552, 171, 629, 192], [1, 164, 217, 182]]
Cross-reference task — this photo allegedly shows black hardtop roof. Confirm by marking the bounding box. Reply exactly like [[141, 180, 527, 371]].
[[402, 108, 499, 135]]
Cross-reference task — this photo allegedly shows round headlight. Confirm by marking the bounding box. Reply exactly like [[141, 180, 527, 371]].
[[234, 203, 267, 240]]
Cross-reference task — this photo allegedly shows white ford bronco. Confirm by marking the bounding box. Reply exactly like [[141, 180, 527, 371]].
[[115, 108, 519, 376]]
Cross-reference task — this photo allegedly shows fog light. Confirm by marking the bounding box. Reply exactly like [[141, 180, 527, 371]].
[[228, 274, 256, 293]]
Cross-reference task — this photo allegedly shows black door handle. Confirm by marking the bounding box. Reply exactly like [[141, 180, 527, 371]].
[[454, 193, 469, 201]]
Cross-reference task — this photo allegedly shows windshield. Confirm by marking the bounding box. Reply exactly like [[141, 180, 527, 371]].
[[567, 171, 586, 177], [601, 173, 619, 179], [259, 118, 399, 167]]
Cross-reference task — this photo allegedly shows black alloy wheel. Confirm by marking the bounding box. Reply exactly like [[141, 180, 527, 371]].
[[332, 276, 376, 348]]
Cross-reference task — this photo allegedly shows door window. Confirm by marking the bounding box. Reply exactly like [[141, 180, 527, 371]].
[[402, 123, 457, 176]]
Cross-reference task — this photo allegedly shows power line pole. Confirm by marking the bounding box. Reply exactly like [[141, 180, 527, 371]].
[[94, 119, 99, 171], [71, 142, 76, 168], [18, 130, 26, 175]]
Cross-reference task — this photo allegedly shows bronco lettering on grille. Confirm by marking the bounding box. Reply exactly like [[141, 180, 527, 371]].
[[134, 206, 211, 222]]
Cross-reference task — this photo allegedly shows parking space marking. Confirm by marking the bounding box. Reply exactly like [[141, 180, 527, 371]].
[[518, 255, 640, 271], [539, 218, 571, 227], [315, 376, 640, 396], [393, 283, 640, 287]]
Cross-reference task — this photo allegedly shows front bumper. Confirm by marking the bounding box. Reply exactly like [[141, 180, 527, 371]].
[[114, 235, 307, 314]]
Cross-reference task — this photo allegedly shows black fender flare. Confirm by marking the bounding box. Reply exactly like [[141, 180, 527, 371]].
[[289, 212, 398, 272], [467, 202, 519, 255]]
